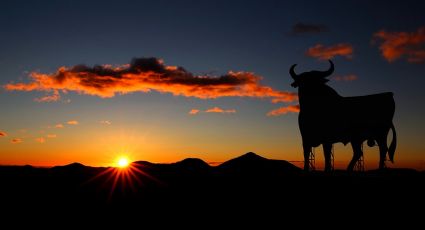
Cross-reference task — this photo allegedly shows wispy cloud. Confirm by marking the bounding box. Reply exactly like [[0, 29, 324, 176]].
[[333, 74, 358, 81], [34, 90, 60, 102], [189, 107, 236, 115], [4, 57, 297, 104], [35, 137, 45, 143], [67, 120, 78, 125], [205, 107, 236, 114], [291, 23, 329, 35], [11, 138, 22, 144], [373, 27, 425, 63], [0, 131, 7, 137], [99, 120, 111, 125], [47, 134, 57, 138], [267, 105, 300, 116], [306, 43, 353, 60], [189, 109, 200, 115], [55, 124, 64, 128]]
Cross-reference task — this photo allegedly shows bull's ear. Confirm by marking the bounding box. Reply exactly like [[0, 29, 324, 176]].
[[291, 82, 299, 88]]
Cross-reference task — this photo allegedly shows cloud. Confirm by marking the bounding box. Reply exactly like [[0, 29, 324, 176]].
[[99, 120, 111, 125], [55, 124, 64, 128], [291, 23, 329, 35], [333, 74, 358, 81], [11, 138, 22, 144], [35, 137, 45, 143], [373, 27, 425, 63], [34, 90, 60, 102], [0, 131, 7, 137], [67, 120, 79, 125], [189, 109, 200, 115], [267, 105, 300, 116], [4, 57, 297, 104], [205, 107, 236, 114], [189, 107, 236, 115], [306, 43, 353, 60], [47, 134, 57, 138]]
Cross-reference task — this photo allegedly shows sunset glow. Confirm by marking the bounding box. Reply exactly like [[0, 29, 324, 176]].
[[0, 1, 424, 171]]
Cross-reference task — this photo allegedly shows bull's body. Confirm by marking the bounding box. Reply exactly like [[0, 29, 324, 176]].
[[291, 60, 396, 171]]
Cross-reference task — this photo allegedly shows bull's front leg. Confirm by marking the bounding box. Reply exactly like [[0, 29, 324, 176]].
[[303, 143, 311, 171], [323, 143, 332, 172]]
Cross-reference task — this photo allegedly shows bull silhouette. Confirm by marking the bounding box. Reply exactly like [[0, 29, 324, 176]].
[[290, 60, 396, 171]]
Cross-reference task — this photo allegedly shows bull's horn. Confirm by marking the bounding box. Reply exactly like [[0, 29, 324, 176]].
[[290, 64, 298, 79], [320, 60, 334, 78]]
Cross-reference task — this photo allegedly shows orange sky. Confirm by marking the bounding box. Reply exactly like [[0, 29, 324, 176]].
[[1, 1, 425, 171]]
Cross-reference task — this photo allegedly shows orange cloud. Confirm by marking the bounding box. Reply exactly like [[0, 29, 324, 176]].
[[267, 105, 300, 116], [0, 131, 7, 137], [35, 137, 45, 143], [205, 107, 236, 114], [306, 43, 353, 60], [11, 138, 22, 144], [55, 124, 64, 128], [67, 120, 78, 125], [34, 90, 60, 102], [99, 120, 111, 125], [189, 109, 200, 115], [189, 107, 237, 115], [373, 27, 425, 63], [47, 134, 57, 138], [4, 57, 297, 104], [333, 74, 358, 81]]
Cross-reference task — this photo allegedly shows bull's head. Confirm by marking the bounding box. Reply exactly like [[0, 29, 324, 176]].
[[290, 60, 334, 88]]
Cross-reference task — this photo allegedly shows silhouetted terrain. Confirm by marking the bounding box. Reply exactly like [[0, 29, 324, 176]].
[[0, 152, 423, 222]]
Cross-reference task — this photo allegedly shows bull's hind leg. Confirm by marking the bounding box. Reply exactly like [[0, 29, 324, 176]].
[[323, 143, 332, 172], [303, 143, 311, 171], [347, 142, 362, 172], [376, 137, 388, 170]]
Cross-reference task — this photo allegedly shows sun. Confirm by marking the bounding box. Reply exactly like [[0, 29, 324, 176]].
[[116, 156, 130, 168], [88, 154, 161, 200]]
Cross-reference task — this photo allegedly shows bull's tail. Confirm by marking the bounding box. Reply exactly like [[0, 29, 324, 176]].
[[388, 123, 397, 163]]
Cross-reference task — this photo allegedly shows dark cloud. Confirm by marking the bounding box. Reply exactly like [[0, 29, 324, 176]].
[[291, 23, 329, 35]]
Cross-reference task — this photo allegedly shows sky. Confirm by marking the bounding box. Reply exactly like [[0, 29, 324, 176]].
[[1, 0, 425, 169]]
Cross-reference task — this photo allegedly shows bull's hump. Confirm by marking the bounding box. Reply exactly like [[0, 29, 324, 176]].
[[372, 92, 393, 97], [345, 92, 393, 100], [378, 92, 394, 97]]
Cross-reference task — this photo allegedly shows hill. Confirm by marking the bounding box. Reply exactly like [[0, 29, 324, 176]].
[[0, 152, 423, 221]]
